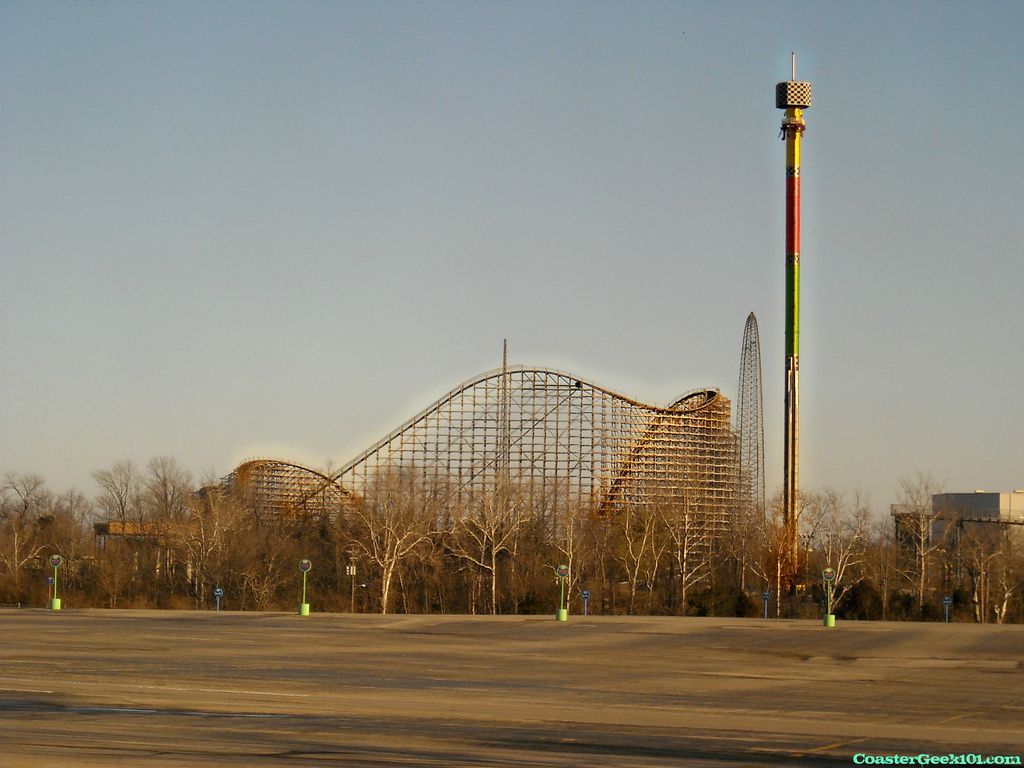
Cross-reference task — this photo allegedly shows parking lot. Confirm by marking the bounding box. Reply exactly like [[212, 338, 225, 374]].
[[1, 610, 1022, 766]]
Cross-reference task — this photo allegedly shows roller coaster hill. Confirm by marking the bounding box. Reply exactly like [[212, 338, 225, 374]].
[[209, 365, 741, 535]]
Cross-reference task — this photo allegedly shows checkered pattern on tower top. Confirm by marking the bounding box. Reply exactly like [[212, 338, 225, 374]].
[[776, 80, 812, 109]]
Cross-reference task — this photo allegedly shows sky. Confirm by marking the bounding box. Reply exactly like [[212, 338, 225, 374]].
[[2, 0, 1022, 515]]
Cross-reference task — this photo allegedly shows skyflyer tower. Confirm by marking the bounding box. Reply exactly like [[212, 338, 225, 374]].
[[777, 53, 811, 586]]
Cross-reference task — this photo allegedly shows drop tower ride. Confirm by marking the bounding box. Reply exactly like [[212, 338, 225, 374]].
[[777, 53, 811, 587]]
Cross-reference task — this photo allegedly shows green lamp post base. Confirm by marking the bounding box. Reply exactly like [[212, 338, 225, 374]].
[[824, 614, 835, 627], [50, 598, 61, 611], [556, 608, 568, 622], [298, 603, 310, 616]]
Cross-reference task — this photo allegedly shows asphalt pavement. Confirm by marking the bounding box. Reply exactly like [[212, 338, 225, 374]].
[[1, 610, 1021, 766]]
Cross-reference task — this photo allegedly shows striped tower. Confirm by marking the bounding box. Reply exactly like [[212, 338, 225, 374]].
[[776, 54, 811, 588]]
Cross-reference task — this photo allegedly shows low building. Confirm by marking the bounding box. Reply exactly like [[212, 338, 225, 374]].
[[932, 491, 1024, 546], [891, 490, 1024, 553]]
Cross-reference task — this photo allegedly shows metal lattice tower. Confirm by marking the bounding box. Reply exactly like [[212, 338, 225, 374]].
[[736, 312, 765, 516]]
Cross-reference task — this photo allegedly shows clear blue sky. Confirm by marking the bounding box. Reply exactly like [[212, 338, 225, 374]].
[[2, 1, 1022, 513]]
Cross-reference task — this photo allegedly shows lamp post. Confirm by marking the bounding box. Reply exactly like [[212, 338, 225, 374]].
[[298, 559, 312, 616], [822, 567, 836, 627], [556, 564, 569, 622], [49, 555, 63, 611]]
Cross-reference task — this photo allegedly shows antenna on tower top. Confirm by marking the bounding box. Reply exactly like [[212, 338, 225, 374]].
[[791, 51, 796, 81]]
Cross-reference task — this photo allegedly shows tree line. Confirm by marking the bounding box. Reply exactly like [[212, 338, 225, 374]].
[[2, 462, 1021, 622]]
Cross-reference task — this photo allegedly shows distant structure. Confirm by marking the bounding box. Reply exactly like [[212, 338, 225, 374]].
[[933, 491, 1024, 526], [736, 312, 765, 516], [893, 491, 1024, 549], [777, 52, 812, 583], [891, 490, 1024, 612], [332, 367, 738, 526], [219, 459, 348, 520], [213, 365, 739, 537]]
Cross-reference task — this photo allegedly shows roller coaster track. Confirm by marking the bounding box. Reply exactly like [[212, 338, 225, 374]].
[[220, 459, 349, 520], [332, 366, 737, 519], [220, 366, 738, 525]]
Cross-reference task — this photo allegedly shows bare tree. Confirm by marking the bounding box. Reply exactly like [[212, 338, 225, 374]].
[[551, 498, 590, 613], [174, 483, 238, 608], [661, 495, 717, 615], [613, 501, 667, 615], [893, 472, 945, 611], [990, 532, 1023, 624], [351, 470, 436, 615], [961, 524, 1023, 625], [53, 488, 92, 525], [503, 498, 546, 615], [143, 457, 194, 600], [585, 512, 616, 614], [0, 473, 50, 595], [962, 529, 998, 623], [93, 461, 144, 526], [863, 517, 899, 620], [39, 488, 94, 597], [91, 461, 154, 606], [802, 489, 871, 608], [235, 526, 296, 610], [726, 499, 762, 595], [95, 539, 132, 608], [450, 483, 524, 614], [144, 457, 192, 522], [749, 491, 827, 617]]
